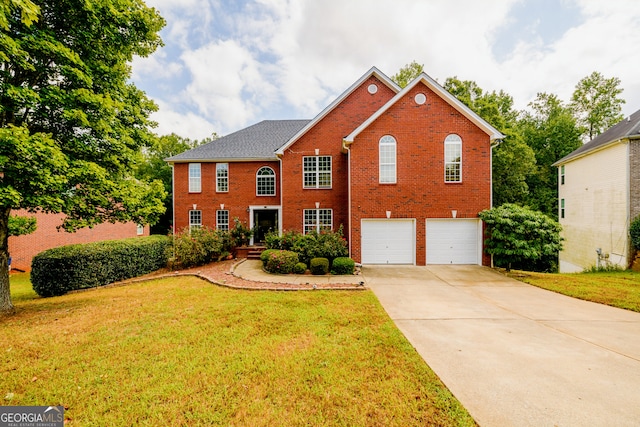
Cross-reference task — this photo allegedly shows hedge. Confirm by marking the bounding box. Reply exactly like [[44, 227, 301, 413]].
[[331, 257, 355, 275], [264, 250, 299, 274], [310, 257, 329, 275], [31, 235, 171, 297]]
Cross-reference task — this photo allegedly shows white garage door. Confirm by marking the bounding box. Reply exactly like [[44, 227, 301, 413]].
[[426, 219, 480, 265], [361, 219, 415, 264]]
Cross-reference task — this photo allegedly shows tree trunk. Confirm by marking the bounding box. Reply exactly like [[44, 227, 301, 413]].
[[0, 207, 14, 315]]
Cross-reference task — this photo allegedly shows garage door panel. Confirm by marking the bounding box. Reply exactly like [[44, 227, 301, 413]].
[[361, 220, 414, 264], [426, 220, 479, 265]]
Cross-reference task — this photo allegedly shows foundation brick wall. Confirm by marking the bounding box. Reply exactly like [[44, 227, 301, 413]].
[[8, 211, 148, 271]]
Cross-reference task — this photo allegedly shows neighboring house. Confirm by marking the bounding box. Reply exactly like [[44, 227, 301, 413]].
[[166, 67, 503, 266], [554, 109, 640, 272], [8, 210, 149, 271]]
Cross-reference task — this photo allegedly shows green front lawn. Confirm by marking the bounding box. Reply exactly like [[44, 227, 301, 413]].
[[518, 270, 640, 312], [2, 273, 475, 426]]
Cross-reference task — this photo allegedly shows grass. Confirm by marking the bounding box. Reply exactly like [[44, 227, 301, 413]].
[[1, 273, 475, 426], [518, 269, 640, 312]]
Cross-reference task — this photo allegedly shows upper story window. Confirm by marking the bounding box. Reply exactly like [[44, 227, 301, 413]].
[[304, 209, 333, 234], [444, 134, 462, 183], [256, 166, 276, 196], [560, 199, 565, 219], [216, 163, 228, 192], [303, 156, 332, 189], [379, 135, 397, 184], [216, 210, 229, 231], [560, 165, 565, 185], [189, 210, 202, 233], [189, 163, 201, 192]]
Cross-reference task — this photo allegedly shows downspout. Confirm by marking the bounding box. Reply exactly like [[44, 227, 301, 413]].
[[489, 139, 502, 268], [171, 163, 176, 259], [342, 139, 353, 260], [278, 155, 283, 236]]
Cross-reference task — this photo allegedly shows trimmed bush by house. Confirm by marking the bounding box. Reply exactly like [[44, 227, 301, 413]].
[[172, 227, 230, 268], [630, 215, 640, 250], [260, 249, 278, 267], [293, 262, 307, 274], [31, 235, 171, 297], [264, 250, 299, 274], [331, 257, 355, 275], [310, 257, 329, 275]]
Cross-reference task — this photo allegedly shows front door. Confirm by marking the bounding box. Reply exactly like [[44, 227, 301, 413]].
[[253, 209, 278, 244]]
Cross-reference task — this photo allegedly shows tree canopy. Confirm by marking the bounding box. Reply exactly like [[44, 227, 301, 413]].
[[0, 0, 167, 313], [571, 71, 625, 140], [391, 61, 424, 88]]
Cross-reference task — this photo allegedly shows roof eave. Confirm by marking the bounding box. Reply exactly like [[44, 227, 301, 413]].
[[166, 156, 279, 164], [344, 72, 505, 143], [552, 137, 632, 166]]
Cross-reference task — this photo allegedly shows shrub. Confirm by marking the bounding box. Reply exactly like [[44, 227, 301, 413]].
[[264, 226, 348, 266], [630, 216, 640, 250], [31, 235, 171, 297], [331, 257, 355, 275], [293, 262, 307, 274], [264, 250, 299, 274], [172, 227, 225, 268], [260, 249, 278, 267], [310, 257, 329, 275]]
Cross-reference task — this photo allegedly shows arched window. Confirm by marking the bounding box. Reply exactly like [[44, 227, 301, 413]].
[[379, 135, 397, 183], [256, 166, 275, 196], [444, 134, 462, 182]]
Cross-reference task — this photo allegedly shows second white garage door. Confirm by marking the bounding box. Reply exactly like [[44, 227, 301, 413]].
[[361, 219, 415, 264], [426, 219, 480, 265]]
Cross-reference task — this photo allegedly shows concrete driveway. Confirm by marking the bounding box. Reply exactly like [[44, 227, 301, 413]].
[[363, 265, 640, 427]]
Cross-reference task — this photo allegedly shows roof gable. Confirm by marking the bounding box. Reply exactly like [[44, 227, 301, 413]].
[[554, 108, 640, 165], [274, 67, 400, 156], [165, 119, 310, 163], [343, 72, 505, 146]]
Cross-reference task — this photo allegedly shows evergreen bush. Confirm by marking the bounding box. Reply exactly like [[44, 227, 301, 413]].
[[331, 257, 355, 275], [293, 262, 307, 274], [31, 235, 171, 297], [264, 250, 299, 274], [310, 257, 329, 275]]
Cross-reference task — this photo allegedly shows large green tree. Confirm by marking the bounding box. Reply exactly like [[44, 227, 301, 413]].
[[391, 60, 424, 88], [444, 77, 536, 206], [571, 71, 625, 140], [0, 0, 166, 314], [519, 93, 582, 217]]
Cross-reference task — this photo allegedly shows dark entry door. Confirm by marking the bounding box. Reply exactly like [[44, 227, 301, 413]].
[[253, 210, 278, 244]]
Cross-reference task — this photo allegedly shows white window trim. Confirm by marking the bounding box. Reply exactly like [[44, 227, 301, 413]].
[[302, 156, 332, 189], [256, 166, 276, 196], [444, 134, 462, 183], [216, 163, 229, 193], [303, 208, 333, 234], [560, 165, 565, 185], [560, 199, 565, 219], [379, 135, 397, 184], [136, 224, 144, 235], [189, 210, 202, 233], [189, 163, 201, 193], [216, 209, 229, 231]]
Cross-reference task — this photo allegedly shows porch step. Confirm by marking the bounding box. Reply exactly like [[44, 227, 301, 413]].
[[236, 246, 266, 260]]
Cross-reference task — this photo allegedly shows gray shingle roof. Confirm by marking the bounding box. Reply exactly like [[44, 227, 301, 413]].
[[555, 109, 640, 165], [166, 119, 311, 162]]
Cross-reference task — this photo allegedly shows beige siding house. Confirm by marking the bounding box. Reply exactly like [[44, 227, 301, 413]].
[[554, 109, 640, 272]]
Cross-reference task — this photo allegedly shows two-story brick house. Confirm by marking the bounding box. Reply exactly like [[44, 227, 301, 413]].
[[166, 67, 503, 265]]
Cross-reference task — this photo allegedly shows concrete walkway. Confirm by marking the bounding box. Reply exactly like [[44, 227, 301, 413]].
[[363, 265, 640, 427]]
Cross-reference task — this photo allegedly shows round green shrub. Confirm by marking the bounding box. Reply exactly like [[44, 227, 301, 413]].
[[264, 250, 299, 274], [293, 262, 307, 274], [310, 257, 329, 275], [260, 249, 278, 267], [331, 257, 355, 275]]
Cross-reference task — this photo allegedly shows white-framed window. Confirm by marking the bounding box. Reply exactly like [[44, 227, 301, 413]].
[[136, 224, 144, 235], [303, 209, 333, 234], [379, 135, 397, 183], [303, 156, 332, 189], [560, 199, 565, 219], [189, 163, 201, 193], [216, 163, 228, 192], [560, 165, 565, 185], [256, 166, 276, 196], [216, 210, 229, 231], [189, 210, 202, 232], [444, 134, 462, 183]]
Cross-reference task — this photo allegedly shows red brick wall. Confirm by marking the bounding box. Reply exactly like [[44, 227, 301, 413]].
[[172, 160, 281, 232], [8, 211, 148, 271], [279, 75, 397, 233], [349, 82, 492, 265]]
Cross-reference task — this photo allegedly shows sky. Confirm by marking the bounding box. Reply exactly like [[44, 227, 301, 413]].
[[131, 0, 640, 140]]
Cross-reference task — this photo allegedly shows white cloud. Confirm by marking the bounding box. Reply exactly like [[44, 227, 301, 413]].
[[149, 99, 218, 141]]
